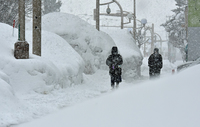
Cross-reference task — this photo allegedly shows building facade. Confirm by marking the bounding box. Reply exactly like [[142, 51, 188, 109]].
[[188, 0, 200, 61]]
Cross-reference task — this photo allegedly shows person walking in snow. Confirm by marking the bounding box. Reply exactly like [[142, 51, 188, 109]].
[[106, 46, 123, 88], [148, 48, 163, 79]]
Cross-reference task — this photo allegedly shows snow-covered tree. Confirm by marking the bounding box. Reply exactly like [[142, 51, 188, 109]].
[[0, 1, 18, 26], [161, 0, 188, 61], [0, 0, 62, 26], [43, 0, 62, 15]]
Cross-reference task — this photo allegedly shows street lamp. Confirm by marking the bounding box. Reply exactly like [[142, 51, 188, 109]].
[[141, 19, 147, 27], [95, 0, 131, 30], [106, 4, 111, 14]]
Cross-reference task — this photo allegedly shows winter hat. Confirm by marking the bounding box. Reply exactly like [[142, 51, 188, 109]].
[[154, 48, 159, 53], [112, 46, 118, 55]]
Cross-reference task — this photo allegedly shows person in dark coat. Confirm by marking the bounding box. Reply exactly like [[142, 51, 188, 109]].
[[106, 46, 123, 88], [148, 48, 163, 79]]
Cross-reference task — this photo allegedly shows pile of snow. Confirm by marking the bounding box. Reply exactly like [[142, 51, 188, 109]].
[[0, 22, 85, 126], [15, 64, 200, 127], [27, 12, 143, 79], [1, 22, 84, 92], [41, 12, 115, 74]]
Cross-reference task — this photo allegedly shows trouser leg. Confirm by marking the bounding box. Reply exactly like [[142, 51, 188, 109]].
[[116, 82, 119, 88], [111, 76, 115, 88], [111, 82, 114, 88]]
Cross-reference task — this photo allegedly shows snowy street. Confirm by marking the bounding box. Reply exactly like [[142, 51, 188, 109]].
[[1, 0, 200, 127], [9, 59, 177, 127], [13, 61, 200, 127]]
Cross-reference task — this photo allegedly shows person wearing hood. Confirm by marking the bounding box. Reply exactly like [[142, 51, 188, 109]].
[[148, 48, 163, 79], [106, 46, 123, 88]]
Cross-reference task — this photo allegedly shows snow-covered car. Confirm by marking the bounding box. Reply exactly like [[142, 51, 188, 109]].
[[177, 58, 200, 72]]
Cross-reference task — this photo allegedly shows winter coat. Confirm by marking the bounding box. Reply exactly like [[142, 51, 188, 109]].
[[106, 47, 123, 83], [148, 53, 163, 74]]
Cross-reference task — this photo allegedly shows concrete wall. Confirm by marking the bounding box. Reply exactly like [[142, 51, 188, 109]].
[[188, 0, 200, 61]]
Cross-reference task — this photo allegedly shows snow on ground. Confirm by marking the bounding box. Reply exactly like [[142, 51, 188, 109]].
[[0, 19, 187, 127], [0, 22, 85, 126], [0, 6, 189, 127], [14, 63, 200, 127], [0, 11, 143, 127]]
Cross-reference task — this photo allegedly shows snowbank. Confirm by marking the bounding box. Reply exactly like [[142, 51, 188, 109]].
[[0, 22, 84, 126], [0, 22, 84, 93], [27, 12, 144, 79], [41, 12, 116, 74]]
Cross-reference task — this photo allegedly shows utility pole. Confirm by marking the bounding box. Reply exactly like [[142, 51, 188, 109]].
[[14, 0, 29, 59], [96, 0, 100, 31], [18, 0, 25, 41], [133, 0, 136, 40], [33, 0, 42, 56], [151, 23, 154, 53]]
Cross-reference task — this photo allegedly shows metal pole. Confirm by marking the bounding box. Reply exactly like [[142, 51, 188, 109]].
[[143, 41, 146, 57], [185, 6, 188, 39], [151, 23, 154, 53], [33, 0, 41, 56], [96, 0, 100, 31], [133, 0, 136, 39]]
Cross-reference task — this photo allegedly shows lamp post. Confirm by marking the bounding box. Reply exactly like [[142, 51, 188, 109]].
[[95, 0, 130, 30], [151, 23, 154, 53], [133, 0, 136, 40], [127, 14, 147, 48]]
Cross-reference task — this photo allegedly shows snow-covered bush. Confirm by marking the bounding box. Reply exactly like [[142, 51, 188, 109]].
[[161, 0, 187, 60]]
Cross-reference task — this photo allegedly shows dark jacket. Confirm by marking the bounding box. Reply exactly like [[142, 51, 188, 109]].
[[148, 52, 163, 74], [106, 47, 123, 82]]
